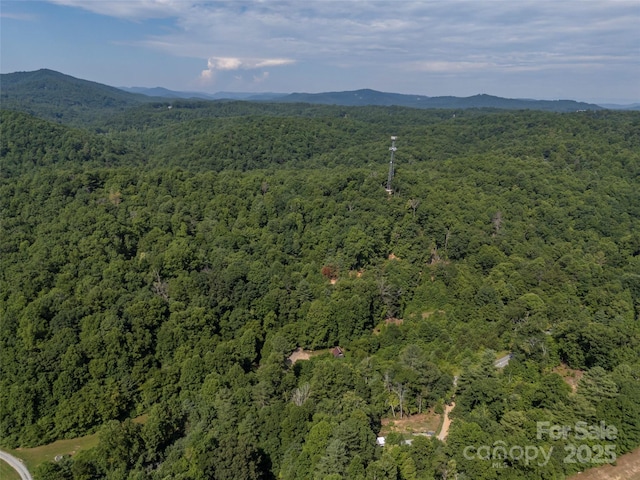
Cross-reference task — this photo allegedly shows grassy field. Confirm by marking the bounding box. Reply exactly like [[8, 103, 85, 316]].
[[7, 432, 99, 472], [0, 459, 22, 480], [3, 414, 149, 473]]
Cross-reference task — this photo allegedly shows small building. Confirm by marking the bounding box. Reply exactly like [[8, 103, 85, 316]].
[[331, 346, 344, 358]]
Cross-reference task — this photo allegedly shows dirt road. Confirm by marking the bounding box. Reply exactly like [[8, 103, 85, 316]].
[[437, 402, 455, 441]]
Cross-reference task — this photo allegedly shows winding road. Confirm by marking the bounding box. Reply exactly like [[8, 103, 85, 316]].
[[0, 450, 32, 480]]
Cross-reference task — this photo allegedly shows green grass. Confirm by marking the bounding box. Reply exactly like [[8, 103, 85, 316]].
[[0, 459, 22, 480], [3, 414, 147, 473], [7, 432, 99, 472]]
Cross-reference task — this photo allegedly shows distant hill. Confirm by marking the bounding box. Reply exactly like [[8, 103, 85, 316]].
[[599, 103, 640, 111], [120, 86, 288, 101], [278, 89, 603, 112], [119, 86, 211, 99], [1, 69, 606, 126], [0, 69, 155, 125], [119, 85, 603, 112]]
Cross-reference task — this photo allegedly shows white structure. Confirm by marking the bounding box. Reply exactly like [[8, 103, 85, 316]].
[[385, 136, 397, 193]]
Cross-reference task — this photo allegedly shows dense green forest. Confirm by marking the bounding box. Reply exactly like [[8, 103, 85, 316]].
[[1, 94, 640, 480], [0, 69, 155, 126]]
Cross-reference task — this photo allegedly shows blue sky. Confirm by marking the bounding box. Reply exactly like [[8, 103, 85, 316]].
[[1, 1, 639, 103]]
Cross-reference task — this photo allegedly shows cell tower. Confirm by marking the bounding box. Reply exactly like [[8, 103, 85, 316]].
[[385, 136, 397, 193]]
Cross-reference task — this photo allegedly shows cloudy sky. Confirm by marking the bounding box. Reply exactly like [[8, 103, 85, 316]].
[[2, 1, 638, 103]]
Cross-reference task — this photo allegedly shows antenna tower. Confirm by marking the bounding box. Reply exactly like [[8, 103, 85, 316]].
[[385, 136, 397, 193]]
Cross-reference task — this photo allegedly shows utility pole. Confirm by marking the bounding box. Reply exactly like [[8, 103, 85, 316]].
[[385, 136, 397, 193]]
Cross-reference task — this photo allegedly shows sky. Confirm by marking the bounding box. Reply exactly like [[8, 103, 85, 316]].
[[1, 1, 639, 104]]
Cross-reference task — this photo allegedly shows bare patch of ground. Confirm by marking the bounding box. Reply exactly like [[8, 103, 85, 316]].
[[380, 411, 441, 437], [287, 348, 334, 365], [288, 348, 313, 364], [568, 447, 640, 480], [421, 310, 445, 319], [552, 363, 584, 393]]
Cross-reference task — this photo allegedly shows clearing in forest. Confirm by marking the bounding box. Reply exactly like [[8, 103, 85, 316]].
[[9, 433, 99, 472], [552, 363, 584, 393], [287, 347, 337, 365], [379, 410, 441, 438], [6, 413, 148, 472]]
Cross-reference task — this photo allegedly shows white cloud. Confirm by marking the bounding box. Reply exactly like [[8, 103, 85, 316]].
[[203, 56, 292, 71], [261, 59, 295, 69], [46, 1, 640, 70], [47, 0, 182, 19], [41, 0, 640, 98], [207, 57, 243, 71], [199, 56, 293, 84]]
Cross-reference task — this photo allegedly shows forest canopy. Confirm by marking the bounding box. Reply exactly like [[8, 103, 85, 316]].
[[1, 100, 640, 479]]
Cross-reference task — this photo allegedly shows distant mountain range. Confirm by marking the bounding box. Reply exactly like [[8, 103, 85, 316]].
[[122, 85, 611, 112], [119, 86, 288, 102], [2, 69, 638, 125], [279, 90, 607, 111]]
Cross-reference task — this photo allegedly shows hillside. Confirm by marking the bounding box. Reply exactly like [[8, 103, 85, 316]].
[[0, 69, 155, 126], [279, 89, 602, 112], [1, 95, 640, 479]]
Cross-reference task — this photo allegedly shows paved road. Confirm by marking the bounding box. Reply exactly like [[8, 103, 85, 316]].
[[495, 353, 513, 369], [0, 450, 32, 480]]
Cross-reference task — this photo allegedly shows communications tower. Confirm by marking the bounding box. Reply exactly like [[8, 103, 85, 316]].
[[385, 136, 397, 193]]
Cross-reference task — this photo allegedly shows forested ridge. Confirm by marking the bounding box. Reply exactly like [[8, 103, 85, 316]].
[[1, 69, 603, 127], [1, 102, 640, 479], [0, 69, 155, 126]]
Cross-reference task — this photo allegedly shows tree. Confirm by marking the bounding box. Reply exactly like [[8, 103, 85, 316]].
[[94, 420, 144, 473], [315, 439, 349, 479], [407, 198, 420, 218], [213, 433, 265, 480]]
